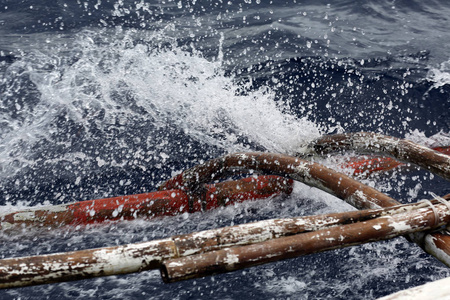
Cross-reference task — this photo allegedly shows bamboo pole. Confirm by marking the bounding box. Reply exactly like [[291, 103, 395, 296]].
[[303, 132, 450, 180], [300, 132, 450, 266], [0, 200, 441, 289], [0, 239, 177, 289], [170, 198, 447, 257], [1, 149, 448, 288], [161, 201, 450, 283]]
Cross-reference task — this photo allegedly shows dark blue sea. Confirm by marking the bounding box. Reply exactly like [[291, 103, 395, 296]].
[[1, 0, 450, 299]]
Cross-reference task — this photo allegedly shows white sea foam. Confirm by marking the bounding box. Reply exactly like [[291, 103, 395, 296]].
[[427, 60, 450, 89], [0, 28, 321, 179]]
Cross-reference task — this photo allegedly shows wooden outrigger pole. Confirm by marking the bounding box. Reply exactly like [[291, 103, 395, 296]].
[[161, 195, 450, 282], [302, 132, 450, 265], [0, 133, 449, 289], [0, 175, 293, 232]]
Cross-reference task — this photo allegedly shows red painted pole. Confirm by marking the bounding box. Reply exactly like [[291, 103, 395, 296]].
[[341, 146, 450, 176], [306, 132, 450, 180], [0, 175, 293, 232]]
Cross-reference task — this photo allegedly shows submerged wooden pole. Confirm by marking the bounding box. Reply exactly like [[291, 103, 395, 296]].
[[161, 200, 450, 283], [340, 146, 450, 176], [304, 132, 450, 180]]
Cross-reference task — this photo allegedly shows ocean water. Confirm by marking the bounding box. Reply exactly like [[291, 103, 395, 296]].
[[0, 0, 450, 299]]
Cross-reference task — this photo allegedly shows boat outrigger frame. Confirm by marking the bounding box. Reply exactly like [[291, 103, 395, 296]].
[[0, 132, 449, 295]]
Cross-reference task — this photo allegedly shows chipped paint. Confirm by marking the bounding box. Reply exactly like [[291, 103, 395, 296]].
[[1, 146, 449, 288], [223, 252, 240, 265], [389, 220, 413, 233]]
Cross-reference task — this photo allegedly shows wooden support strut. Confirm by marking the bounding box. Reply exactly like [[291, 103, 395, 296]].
[[155, 149, 450, 281], [158, 152, 399, 210], [302, 132, 450, 265], [158, 151, 450, 269]]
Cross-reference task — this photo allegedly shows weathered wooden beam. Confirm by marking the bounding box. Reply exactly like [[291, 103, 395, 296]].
[[158, 152, 450, 269], [161, 200, 450, 283], [304, 132, 450, 180], [0, 239, 177, 289], [301, 132, 450, 266], [169, 199, 445, 256], [0, 199, 440, 289]]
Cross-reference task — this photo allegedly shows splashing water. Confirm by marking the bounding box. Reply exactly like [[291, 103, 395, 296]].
[[0, 28, 320, 184], [427, 60, 450, 90], [1, 1, 450, 299]]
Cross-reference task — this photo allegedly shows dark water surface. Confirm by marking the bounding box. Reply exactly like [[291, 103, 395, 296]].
[[1, 0, 450, 299]]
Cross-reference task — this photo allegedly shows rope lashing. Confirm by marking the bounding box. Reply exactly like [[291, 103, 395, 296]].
[[431, 192, 450, 212], [418, 199, 440, 228], [415, 193, 450, 232], [430, 192, 450, 235]]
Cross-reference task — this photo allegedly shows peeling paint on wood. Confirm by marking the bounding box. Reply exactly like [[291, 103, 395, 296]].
[[161, 203, 450, 283], [0, 200, 437, 289]]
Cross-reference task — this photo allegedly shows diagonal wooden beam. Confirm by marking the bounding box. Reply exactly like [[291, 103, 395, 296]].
[[158, 151, 450, 267], [159, 152, 399, 209]]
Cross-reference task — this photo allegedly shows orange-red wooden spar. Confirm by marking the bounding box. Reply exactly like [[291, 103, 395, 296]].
[[0, 175, 293, 232], [341, 146, 450, 176]]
